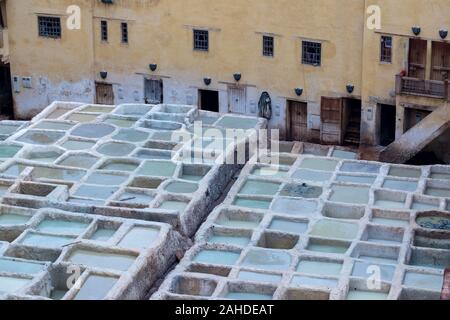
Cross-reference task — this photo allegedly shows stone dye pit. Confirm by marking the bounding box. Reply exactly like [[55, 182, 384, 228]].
[[0, 207, 184, 299], [0, 101, 266, 299], [153, 142, 450, 300]]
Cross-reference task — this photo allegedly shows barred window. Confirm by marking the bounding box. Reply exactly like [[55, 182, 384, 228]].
[[121, 22, 128, 43], [101, 20, 108, 41], [194, 29, 209, 51], [263, 36, 274, 57], [380, 36, 392, 63], [38, 16, 61, 39], [302, 41, 322, 66]]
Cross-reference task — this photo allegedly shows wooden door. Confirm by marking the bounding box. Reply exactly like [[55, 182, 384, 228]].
[[144, 79, 163, 104], [408, 39, 427, 79], [95, 83, 114, 105], [431, 42, 450, 81], [320, 97, 344, 145], [288, 101, 308, 141], [228, 86, 246, 114]]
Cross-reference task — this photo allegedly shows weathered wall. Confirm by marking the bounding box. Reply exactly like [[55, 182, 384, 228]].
[[6, 0, 95, 119], [7, 0, 365, 133], [362, 0, 450, 145], [5, 0, 450, 150]]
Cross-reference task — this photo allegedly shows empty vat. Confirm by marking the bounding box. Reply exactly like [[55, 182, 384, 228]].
[[164, 181, 199, 194], [383, 179, 418, 192], [61, 139, 95, 150], [90, 228, 116, 242], [118, 226, 160, 249], [425, 187, 450, 198], [74, 185, 119, 200], [280, 183, 323, 199], [36, 219, 89, 236], [209, 234, 251, 247], [215, 115, 259, 130], [238, 271, 282, 283], [292, 169, 333, 182], [17, 131, 65, 145], [86, 173, 128, 185], [239, 180, 281, 196], [403, 272, 443, 291], [158, 200, 189, 211], [241, 248, 291, 271], [224, 292, 272, 300], [388, 167, 421, 179], [233, 197, 272, 210], [340, 162, 380, 174], [34, 121, 74, 131], [137, 161, 177, 177], [310, 219, 359, 240], [291, 276, 338, 288], [269, 218, 308, 234], [113, 129, 148, 142], [100, 161, 139, 172], [59, 154, 98, 169], [299, 158, 338, 172], [0, 145, 22, 158], [0, 258, 46, 275], [97, 142, 135, 157], [346, 290, 388, 300], [81, 106, 114, 113], [297, 260, 343, 276], [32, 167, 85, 182], [331, 150, 357, 160], [117, 191, 154, 204], [351, 261, 395, 282], [0, 213, 30, 225], [20, 232, 76, 248], [336, 174, 376, 185], [0, 276, 31, 294], [66, 113, 98, 123], [193, 249, 241, 266], [71, 123, 115, 139], [67, 250, 136, 271], [330, 185, 369, 204]]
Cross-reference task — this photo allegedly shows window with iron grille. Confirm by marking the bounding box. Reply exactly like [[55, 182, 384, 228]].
[[194, 29, 209, 51], [263, 36, 274, 57], [38, 16, 61, 39], [380, 36, 392, 63], [302, 41, 321, 66], [101, 20, 108, 41], [121, 22, 128, 44]]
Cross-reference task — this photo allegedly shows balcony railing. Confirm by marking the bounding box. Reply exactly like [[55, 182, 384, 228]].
[[396, 75, 450, 101]]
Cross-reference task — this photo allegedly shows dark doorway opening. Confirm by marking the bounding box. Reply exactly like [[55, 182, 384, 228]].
[[404, 108, 431, 132], [95, 82, 114, 105], [199, 89, 219, 112], [0, 63, 13, 118], [379, 104, 396, 146], [287, 100, 308, 142], [406, 151, 445, 166], [343, 98, 362, 146], [144, 79, 163, 104]]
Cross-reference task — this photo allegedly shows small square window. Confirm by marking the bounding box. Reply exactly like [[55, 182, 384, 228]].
[[263, 36, 274, 57], [194, 29, 209, 51], [38, 16, 61, 39], [101, 20, 108, 42], [380, 36, 392, 63], [121, 22, 128, 44], [302, 41, 321, 66]]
